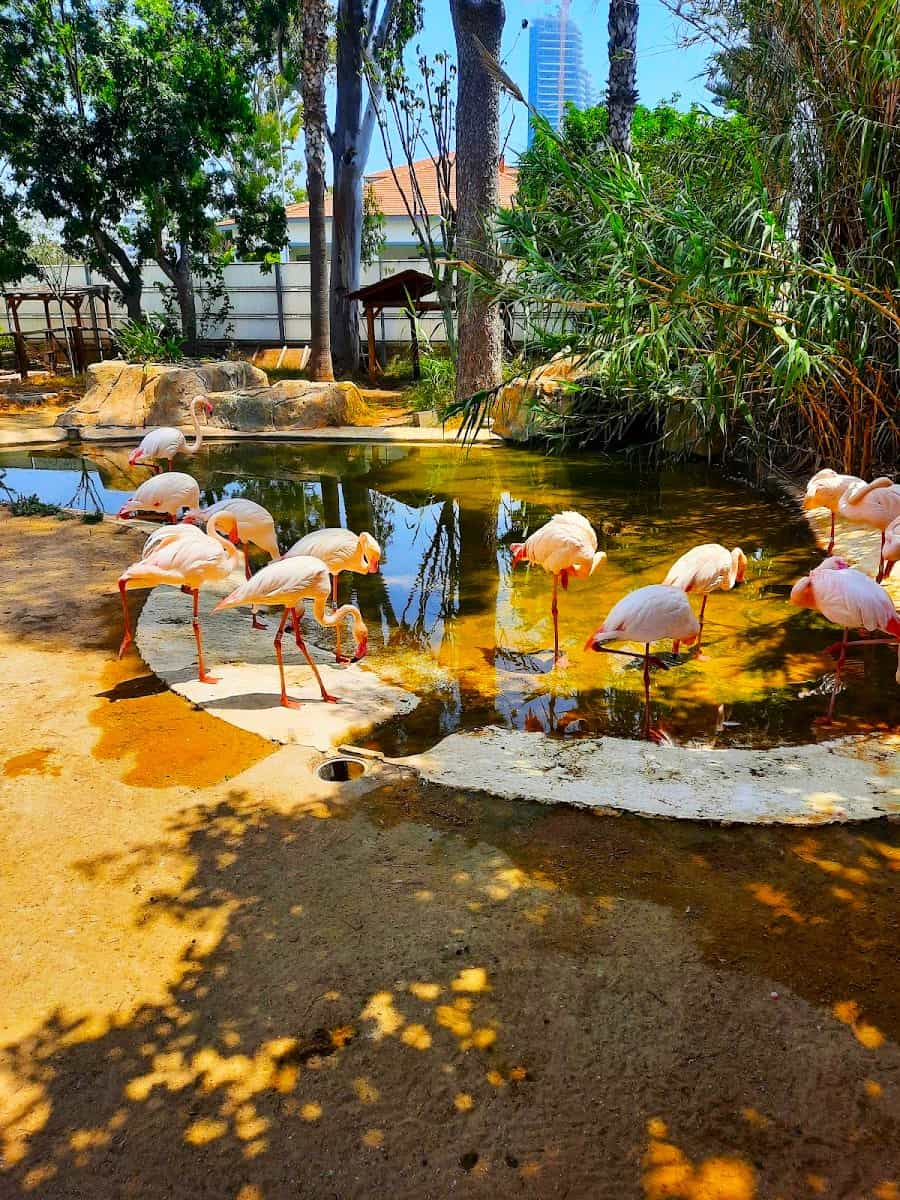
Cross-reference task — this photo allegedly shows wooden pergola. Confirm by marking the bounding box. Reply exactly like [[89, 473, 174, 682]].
[[348, 269, 443, 380], [3, 285, 114, 378]]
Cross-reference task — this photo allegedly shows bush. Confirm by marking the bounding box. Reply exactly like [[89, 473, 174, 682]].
[[407, 351, 456, 416], [9, 494, 60, 517], [115, 316, 185, 363]]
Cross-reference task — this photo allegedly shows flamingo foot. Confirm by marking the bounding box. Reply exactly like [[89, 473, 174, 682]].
[[813, 714, 835, 727], [693, 650, 711, 662], [118, 634, 133, 659], [647, 726, 670, 745], [321, 692, 339, 704], [280, 696, 303, 710], [251, 614, 268, 631], [551, 653, 570, 671], [197, 671, 220, 685]]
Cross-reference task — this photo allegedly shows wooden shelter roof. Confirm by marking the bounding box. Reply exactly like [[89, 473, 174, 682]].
[[348, 270, 435, 306]]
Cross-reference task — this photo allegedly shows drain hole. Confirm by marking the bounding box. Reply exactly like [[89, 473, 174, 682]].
[[316, 757, 365, 782]]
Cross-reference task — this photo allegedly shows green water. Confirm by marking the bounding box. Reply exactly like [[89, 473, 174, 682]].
[[4, 439, 899, 750]]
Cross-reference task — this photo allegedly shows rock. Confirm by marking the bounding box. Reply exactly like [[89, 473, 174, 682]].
[[413, 408, 441, 428], [205, 380, 370, 431], [56, 360, 269, 428], [249, 347, 311, 372], [492, 354, 586, 442]]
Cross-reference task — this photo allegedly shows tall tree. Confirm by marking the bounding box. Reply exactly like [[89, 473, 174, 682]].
[[0, 0, 286, 345], [607, 0, 639, 153], [449, 0, 505, 403], [328, 0, 413, 371], [298, 0, 335, 380]]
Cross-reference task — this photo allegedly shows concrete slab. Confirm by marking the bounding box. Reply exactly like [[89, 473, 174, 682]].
[[136, 576, 418, 752], [395, 725, 900, 824], [0, 427, 67, 447]]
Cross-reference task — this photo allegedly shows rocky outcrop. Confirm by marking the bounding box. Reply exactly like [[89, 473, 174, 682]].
[[56, 360, 269, 428], [491, 355, 586, 442], [204, 381, 369, 431]]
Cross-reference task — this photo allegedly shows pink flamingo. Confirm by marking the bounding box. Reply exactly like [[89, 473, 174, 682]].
[[802, 469, 864, 555], [116, 472, 201, 523], [284, 528, 381, 661], [585, 584, 700, 740], [663, 543, 746, 656], [128, 396, 214, 473], [213, 555, 369, 709], [185, 498, 281, 629], [882, 516, 900, 579], [510, 511, 607, 667], [837, 477, 900, 581], [790, 557, 900, 721], [118, 512, 241, 683]]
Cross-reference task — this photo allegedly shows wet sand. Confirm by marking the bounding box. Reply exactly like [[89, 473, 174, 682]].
[[0, 513, 898, 1198]]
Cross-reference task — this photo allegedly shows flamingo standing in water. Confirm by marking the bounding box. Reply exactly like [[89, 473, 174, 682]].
[[802, 469, 865, 555], [118, 511, 241, 683], [663, 543, 746, 656], [213, 555, 368, 709], [184, 498, 281, 629], [284, 528, 381, 660], [790, 557, 900, 721], [837, 477, 900, 581], [116, 472, 201, 523], [128, 396, 214, 473], [585, 584, 700, 740], [510, 511, 607, 667]]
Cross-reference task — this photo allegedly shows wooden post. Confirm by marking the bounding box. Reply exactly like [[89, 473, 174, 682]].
[[7, 295, 22, 334], [366, 305, 377, 380], [274, 260, 286, 345], [408, 310, 421, 380], [13, 332, 29, 380], [71, 325, 87, 374]]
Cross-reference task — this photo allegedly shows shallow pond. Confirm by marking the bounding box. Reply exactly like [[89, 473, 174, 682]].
[[3, 440, 899, 751]]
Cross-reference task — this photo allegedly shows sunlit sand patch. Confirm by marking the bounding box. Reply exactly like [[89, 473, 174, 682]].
[[832, 1000, 886, 1050], [362, 1128, 384, 1147], [641, 1116, 757, 1200]]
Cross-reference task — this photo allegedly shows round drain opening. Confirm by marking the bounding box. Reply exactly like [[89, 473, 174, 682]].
[[316, 757, 366, 782]]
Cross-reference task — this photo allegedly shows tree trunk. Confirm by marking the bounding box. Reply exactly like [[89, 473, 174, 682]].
[[607, 0, 639, 154], [174, 247, 197, 354], [299, 0, 336, 382], [450, 0, 506, 404], [329, 0, 366, 372]]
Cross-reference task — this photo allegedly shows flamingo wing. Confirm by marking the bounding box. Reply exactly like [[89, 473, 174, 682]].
[[285, 528, 358, 570], [594, 585, 699, 645], [214, 554, 329, 611], [133, 427, 185, 463], [813, 567, 900, 632], [663, 544, 731, 593]]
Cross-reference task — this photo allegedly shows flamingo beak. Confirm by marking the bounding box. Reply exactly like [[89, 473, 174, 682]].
[[116, 505, 132, 520], [368, 559, 380, 574], [352, 635, 369, 662], [205, 402, 214, 416], [584, 633, 599, 652]]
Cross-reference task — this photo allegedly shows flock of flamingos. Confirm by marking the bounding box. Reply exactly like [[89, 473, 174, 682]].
[[116, 402, 900, 740]]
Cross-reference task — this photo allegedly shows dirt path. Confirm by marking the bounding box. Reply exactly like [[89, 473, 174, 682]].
[[0, 515, 898, 1198]]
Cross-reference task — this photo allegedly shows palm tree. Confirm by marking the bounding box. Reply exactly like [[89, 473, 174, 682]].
[[607, 0, 639, 154], [450, 0, 506, 403], [298, 0, 335, 381]]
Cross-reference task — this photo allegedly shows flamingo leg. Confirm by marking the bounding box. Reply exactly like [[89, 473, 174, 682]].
[[876, 531, 887, 583], [244, 546, 267, 630], [819, 627, 850, 723], [118, 580, 133, 658], [274, 608, 303, 709], [332, 574, 349, 663], [697, 594, 708, 647], [642, 644, 653, 740], [291, 607, 338, 703], [827, 511, 835, 556], [551, 574, 561, 666], [191, 589, 219, 684]]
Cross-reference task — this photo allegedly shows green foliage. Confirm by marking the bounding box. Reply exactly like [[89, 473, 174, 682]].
[[459, 61, 900, 474], [361, 184, 387, 268], [0, 189, 32, 286], [9, 494, 61, 517], [115, 316, 185, 363], [407, 350, 456, 415]]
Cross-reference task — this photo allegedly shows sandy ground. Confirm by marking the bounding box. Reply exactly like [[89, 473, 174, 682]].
[[1, 513, 899, 1198]]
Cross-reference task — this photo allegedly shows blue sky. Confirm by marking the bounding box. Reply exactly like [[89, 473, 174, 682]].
[[360, 0, 715, 173]]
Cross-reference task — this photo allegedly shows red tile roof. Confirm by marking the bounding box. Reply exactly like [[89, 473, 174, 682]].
[[285, 155, 518, 220]]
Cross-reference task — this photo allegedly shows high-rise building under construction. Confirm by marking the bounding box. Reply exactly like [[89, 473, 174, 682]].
[[527, 13, 596, 145]]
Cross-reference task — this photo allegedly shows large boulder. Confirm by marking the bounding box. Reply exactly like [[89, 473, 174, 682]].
[[492, 354, 586, 442], [204, 380, 370, 431], [57, 360, 269, 428]]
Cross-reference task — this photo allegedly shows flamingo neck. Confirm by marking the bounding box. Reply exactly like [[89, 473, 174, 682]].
[[206, 512, 241, 569], [188, 398, 206, 454], [313, 595, 365, 640]]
